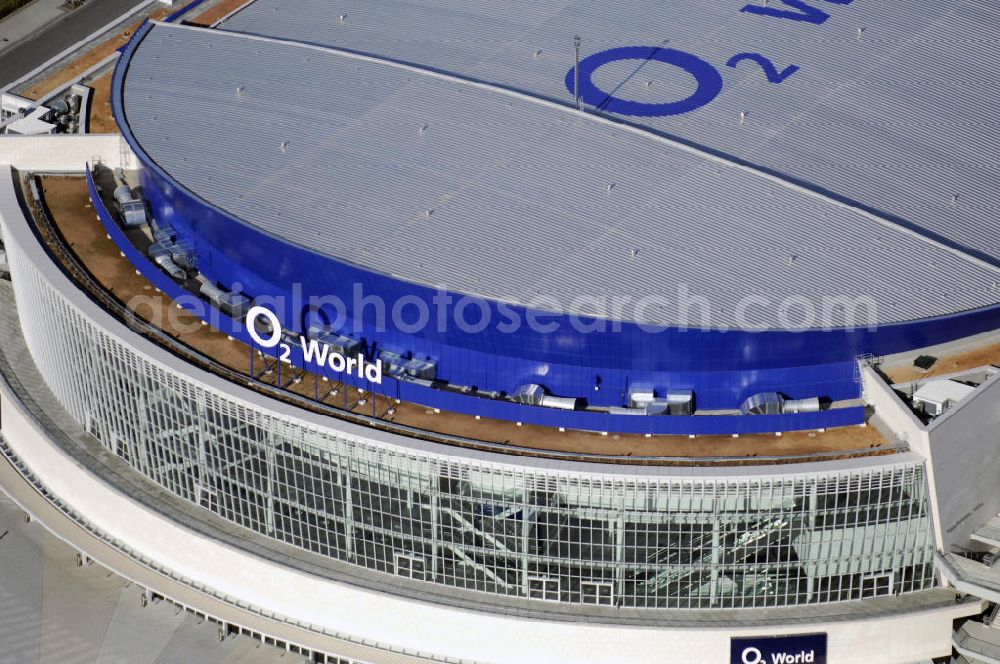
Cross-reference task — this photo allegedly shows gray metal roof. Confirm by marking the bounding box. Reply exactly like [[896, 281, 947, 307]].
[[912, 379, 976, 406], [119, 11, 1000, 328]]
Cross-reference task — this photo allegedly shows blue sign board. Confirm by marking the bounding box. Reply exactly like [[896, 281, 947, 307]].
[[731, 633, 827, 664]]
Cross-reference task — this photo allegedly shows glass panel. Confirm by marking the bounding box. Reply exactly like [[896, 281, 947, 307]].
[[12, 247, 939, 610]]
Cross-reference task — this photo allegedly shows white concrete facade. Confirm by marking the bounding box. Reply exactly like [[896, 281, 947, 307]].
[[863, 363, 1000, 552], [0, 134, 127, 171], [861, 366, 942, 548], [924, 372, 1000, 550]]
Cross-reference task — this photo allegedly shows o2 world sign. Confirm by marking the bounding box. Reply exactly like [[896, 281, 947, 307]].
[[731, 633, 827, 664], [246, 306, 383, 385], [566, 0, 856, 117]]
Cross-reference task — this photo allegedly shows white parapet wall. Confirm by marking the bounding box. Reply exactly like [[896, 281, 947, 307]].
[[860, 364, 928, 447], [860, 364, 943, 549], [0, 134, 128, 172]]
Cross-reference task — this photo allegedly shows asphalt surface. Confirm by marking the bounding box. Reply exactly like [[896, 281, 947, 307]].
[[0, 0, 148, 90], [0, 0, 68, 57]]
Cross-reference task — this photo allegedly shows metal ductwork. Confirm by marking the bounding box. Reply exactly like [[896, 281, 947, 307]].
[[628, 388, 694, 415], [784, 397, 821, 414], [539, 394, 582, 411], [121, 200, 148, 228], [199, 281, 251, 319], [147, 242, 186, 281], [307, 325, 362, 357], [663, 389, 694, 415], [513, 384, 582, 411], [740, 392, 785, 416], [379, 348, 436, 380], [512, 383, 545, 406], [114, 184, 135, 206]]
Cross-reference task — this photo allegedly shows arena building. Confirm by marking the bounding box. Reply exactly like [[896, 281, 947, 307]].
[[1, 1, 1000, 662]]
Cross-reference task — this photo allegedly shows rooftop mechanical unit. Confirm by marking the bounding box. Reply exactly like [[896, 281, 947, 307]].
[[121, 200, 148, 228], [512, 384, 582, 411], [784, 397, 821, 414], [306, 325, 362, 357], [628, 389, 694, 415], [199, 281, 251, 319], [379, 349, 437, 381], [912, 379, 977, 418], [151, 226, 175, 243], [147, 242, 186, 281], [741, 393, 821, 415], [741, 392, 785, 416], [112, 174, 150, 228]]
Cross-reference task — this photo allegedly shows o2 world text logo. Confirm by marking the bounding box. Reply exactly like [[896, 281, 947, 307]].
[[246, 306, 383, 384], [566, 0, 856, 117], [731, 633, 827, 664]]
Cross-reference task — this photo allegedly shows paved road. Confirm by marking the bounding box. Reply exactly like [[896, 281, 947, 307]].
[[0, 0, 70, 57], [0, 0, 149, 90]]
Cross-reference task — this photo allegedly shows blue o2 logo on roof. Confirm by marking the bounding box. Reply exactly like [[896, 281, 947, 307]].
[[564, 46, 723, 117], [567, 0, 859, 117]]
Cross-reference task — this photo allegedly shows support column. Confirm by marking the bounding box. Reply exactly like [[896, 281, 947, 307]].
[[614, 515, 626, 605], [430, 492, 439, 581], [710, 520, 721, 606], [263, 439, 275, 536], [196, 397, 210, 506], [521, 500, 531, 596], [806, 481, 818, 602], [342, 458, 355, 561]]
